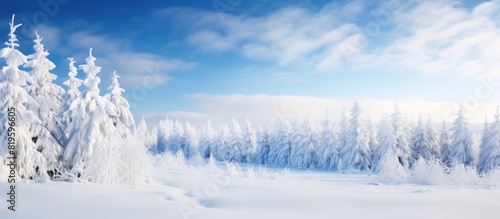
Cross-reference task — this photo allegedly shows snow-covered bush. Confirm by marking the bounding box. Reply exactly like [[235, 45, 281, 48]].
[[377, 154, 408, 184], [152, 151, 187, 169], [408, 159, 446, 185]]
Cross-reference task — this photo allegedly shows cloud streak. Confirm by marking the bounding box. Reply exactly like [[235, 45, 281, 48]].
[[157, 0, 500, 79], [36, 26, 196, 88]]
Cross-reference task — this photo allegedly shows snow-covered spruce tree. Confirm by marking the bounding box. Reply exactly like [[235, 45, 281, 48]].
[[135, 117, 159, 151], [182, 121, 199, 158], [24, 32, 66, 177], [0, 15, 46, 179], [410, 116, 432, 162], [257, 126, 272, 165], [198, 120, 215, 158], [227, 118, 243, 162], [337, 108, 348, 164], [169, 120, 184, 153], [289, 118, 303, 168], [391, 105, 412, 169], [293, 117, 320, 169], [60, 58, 83, 141], [426, 116, 440, 160], [148, 125, 158, 150], [319, 108, 339, 170], [340, 101, 372, 171], [215, 123, 231, 161], [63, 49, 119, 183], [105, 71, 151, 185], [449, 104, 474, 166], [105, 71, 134, 128], [366, 115, 379, 157], [439, 120, 452, 166], [242, 119, 257, 163], [134, 118, 149, 149], [479, 108, 500, 173], [373, 116, 399, 172], [156, 117, 173, 154], [477, 117, 490, 173], [272, 119, 292, 166]]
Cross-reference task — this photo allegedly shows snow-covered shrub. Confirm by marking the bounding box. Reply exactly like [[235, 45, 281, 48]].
[[446, 164, 480, 187], [377, 154, 408, 184], [483, 169, 500, 188], [256, 166, 271, 178], [120, 136, 154, 187], [152, 151, 187, 169], [226, 161, 242, 177], [245, 164, 256, 178], [408, 159, 446, 185], [273, 167, 291, 180]]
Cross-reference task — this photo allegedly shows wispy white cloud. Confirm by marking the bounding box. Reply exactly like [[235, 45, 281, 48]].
[[158, 0, 500, 79], [32, 25, 61, 52], [159, 4, 363, 68], [362, 0, 500, 78], [34, 27, 196, 88]]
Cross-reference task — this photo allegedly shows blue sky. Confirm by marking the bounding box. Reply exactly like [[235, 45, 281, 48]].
[[2, 0, 500, 127]]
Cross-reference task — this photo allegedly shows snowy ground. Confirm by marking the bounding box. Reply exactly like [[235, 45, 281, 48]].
[[2, 162, 500, 219]]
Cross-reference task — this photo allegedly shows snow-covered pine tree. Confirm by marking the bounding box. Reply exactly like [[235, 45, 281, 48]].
[[148, 125, 158, 151], [340, 101, 372, 170], [296, 117, 320, 169], [391, 105, 412, 169], [478, 116, 490, 173], [0, 15, 46, 179], [60, 58, 83, 140], [134, 118, 149, 148], [289, 118, 303, 168], [156, 117, 173, 154], [63, 48, 119, 183], [319, 108, 339, 170], [373, 116, 399, 172], [366, 115, 378, 157], [439, 120, 452, 166], [337, 108, 348, 161], [182, 121, 198, 158], [105, 71, 151, 185], [257, 126, 272, 165], [24, 31, 65, 177], [105, 71, 134, 128], [135, 118, 158, 151], [226, 118, 243, 162], [410, 115, 432, 162], [242, 119, 257, 163], [449, 104, 474, 166], [169, 120, 184, 153], [199, 120, 215, 158], [272, 119, 292, 166], [426, 116, 440, 160], [478, 108, 500, 173], [215, 123, 231, 161]]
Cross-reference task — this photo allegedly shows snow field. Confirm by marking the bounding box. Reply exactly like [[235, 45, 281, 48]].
[[2, 161, 500, 219]]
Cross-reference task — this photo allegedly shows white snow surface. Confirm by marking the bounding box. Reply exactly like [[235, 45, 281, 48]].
[[1, 160, 500, 219]]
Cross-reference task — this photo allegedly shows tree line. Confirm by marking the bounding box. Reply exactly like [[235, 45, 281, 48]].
[[150, 101, 500, 174]]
